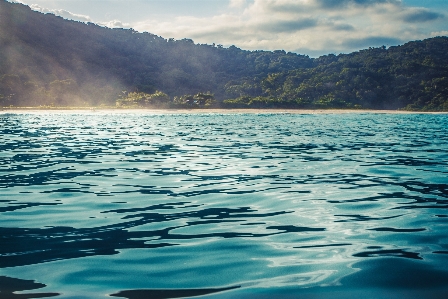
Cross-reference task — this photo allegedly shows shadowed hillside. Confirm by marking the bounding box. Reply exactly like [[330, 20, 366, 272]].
[[0, 0, 447, 110]]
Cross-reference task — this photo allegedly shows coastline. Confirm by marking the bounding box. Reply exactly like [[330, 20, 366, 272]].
[[1, 108, 447, 114]]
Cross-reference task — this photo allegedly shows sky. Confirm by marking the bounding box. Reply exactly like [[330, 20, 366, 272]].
[[8, 0, 448, 57]]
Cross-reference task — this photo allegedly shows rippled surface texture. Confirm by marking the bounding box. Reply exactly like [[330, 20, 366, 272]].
[[1, 111, 448, 298]]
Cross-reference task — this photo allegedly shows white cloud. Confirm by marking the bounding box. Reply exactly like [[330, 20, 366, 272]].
[[30, 4, 92, 22], [27, 3, 129, 29], [133, 0, 446, 56], [98, 20, 131, 29], [229, 0, 246, 8], [431, 30, 448, 37]]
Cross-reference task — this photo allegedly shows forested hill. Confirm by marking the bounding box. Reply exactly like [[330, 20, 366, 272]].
[[1, 0, 447, 110], [235, 38, 448, 111], [0, 0, 312, 107]]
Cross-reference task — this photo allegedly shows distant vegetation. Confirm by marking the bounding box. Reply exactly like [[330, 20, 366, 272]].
[[1, 0, 447, 111]]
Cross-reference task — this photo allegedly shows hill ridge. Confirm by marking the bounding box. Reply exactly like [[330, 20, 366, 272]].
[[1, 0, 447, 110]]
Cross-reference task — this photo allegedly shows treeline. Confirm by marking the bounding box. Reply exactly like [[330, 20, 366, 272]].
[[1, 0, 447, 110], [116, 91, 217, 108], [224, 40, 448, 111]]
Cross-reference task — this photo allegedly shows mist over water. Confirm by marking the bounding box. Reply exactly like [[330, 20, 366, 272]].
[[1, 111, 448, 298]]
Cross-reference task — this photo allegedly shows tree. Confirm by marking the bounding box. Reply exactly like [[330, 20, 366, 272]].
[[116, 90, 170, 107]]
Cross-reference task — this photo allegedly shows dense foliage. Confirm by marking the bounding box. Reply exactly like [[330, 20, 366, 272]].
[[1, 0, 447, 110], [225, 41, 448, 111]]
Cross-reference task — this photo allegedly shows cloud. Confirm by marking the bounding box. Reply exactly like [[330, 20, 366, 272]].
[[431, 30, 448, 37], [30, 4, 92, 22], [315, 0, 400, 9], [26, 3, 129, 29], [259, 18, 318, 33], [260, 0, 400, 13], [401, 8, 444, 23], [333, 23, 356, 31], [229, 0, 247, 8], [99, 20, 131, 29]]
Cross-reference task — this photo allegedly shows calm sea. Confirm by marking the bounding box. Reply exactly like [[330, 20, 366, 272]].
[[1, 111, 448, 298]]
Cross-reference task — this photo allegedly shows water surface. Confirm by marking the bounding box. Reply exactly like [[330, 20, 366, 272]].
[[1, 111, 448, 298]]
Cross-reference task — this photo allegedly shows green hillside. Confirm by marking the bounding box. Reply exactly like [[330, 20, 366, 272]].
[[226, 38, 448, 111], [1, 0, 447, 110]]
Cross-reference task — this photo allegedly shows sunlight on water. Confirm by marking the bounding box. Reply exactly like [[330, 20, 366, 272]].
[[1, 111, 448, 298]]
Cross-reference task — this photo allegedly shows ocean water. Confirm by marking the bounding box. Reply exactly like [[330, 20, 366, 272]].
[[1, 111, 447, 299]]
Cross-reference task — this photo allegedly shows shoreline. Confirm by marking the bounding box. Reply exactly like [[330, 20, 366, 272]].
[[1, 108, 447, 114]]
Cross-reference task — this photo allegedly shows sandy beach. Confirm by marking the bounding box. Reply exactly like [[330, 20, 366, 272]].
[[1, 108, 447, 114]]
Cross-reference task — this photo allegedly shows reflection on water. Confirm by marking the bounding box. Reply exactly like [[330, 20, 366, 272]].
[[1, 112, 448, 298]]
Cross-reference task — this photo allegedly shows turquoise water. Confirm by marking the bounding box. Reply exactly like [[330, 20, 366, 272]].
[[1, 111, 448, 298]]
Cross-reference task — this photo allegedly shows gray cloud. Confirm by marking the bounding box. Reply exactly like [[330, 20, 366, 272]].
[[261, 0, 400, 15], [315, 0, 399, 9], [402, 9, 444, 23], [333, 23, 356, 31], [259, 18, 318, 33]]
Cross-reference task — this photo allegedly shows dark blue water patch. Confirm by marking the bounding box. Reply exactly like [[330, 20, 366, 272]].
[[0, 168, 109, 188], [326, 192, 402, 204], [110, 285, 240, 299], [0, 225, 176, 268], [210, 257, 448, 299], [0, 206, 295, 268], [0, 201, 61, 212], [352, 248, 422, 260], [266, 225, 325, 233], [396, 204, 448, 210], [363, 156, 444, 167], [40, 187, 94, 194], [111, 186, 176, 196], [294, 243, 352, 249], [334, 214, 403, 222], [0, 276, 59, 298], [341, 258, 448, 289], [103, 202, 197, 213], [368, 227, 427, 233], [212, 288, 448, 299], [117, 207, 291, 223]]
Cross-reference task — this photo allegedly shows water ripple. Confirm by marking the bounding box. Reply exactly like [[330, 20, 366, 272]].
[[1, 112, 448, 298]]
